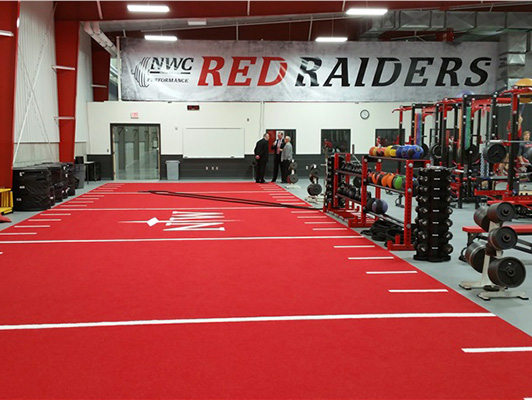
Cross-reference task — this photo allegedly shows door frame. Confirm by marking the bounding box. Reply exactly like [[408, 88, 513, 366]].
[[110, 123, 161, 180]]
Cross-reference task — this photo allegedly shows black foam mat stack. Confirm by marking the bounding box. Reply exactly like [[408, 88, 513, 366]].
[[12, 162, 76, 211], [41, 162, 75, 200], [12, 167, 53, 211], [414, 167, 454, 262]]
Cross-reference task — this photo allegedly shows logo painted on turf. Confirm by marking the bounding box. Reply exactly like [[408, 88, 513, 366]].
[[120, 211, 235, 231]]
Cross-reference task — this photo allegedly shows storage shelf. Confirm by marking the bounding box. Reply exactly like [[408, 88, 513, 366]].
[[367, 183, 405, 195], [52, 65, 76, 71], [336, 170, 362, 177]]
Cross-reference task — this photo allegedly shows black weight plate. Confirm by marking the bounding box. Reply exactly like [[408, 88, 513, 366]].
[[353, 176, 362, 188], [430, 144, 442, 160], [483, 143, 507, 164], [487, 226, 518, 250], [464, 242, 487, 273], [288, 174, 299, 184], [309, 167, 320, 178], [473, 206, 490, 231], [289, 161, 298, 170], [307, 183, 322, 196], [487, 202, 515, 223], [488, 257, 526, 288]]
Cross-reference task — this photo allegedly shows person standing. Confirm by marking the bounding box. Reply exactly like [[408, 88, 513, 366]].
[[254, 133, 270, 183], [280, 136, 293, 183], [270, 131, 285, 182]]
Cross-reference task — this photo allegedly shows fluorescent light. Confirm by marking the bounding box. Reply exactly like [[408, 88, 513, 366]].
[[346, 8, 388, 16], [127, 4, 169, 13], [188, 19, 207, 26], [144, 35, 177, 42], [316, 37, 348, 43]]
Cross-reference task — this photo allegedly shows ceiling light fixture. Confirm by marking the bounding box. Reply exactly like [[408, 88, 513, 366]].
[[346, 8, 388, 16], [315, 37, 348, 43], [127, 4, 170, 13], [145, 34, 177, 42], [188, 19, 207, 26]]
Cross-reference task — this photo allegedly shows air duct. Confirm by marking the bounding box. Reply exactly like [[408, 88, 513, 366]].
[[83, 21, 117, 57]]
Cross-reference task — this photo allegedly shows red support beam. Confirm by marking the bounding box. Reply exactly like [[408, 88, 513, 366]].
[[54, 20, 79, 163], [91, 46, 110, 101], [0, 1, 20, 188]]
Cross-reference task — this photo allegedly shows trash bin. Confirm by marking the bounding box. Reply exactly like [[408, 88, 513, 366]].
[[74, 163, 86, 189], [166, 160, 180, 181]]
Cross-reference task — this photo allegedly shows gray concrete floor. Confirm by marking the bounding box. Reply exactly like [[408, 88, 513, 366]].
[[2, 177, 531, 338]]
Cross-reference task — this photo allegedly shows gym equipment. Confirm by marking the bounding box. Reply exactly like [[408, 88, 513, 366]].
[[307, 183, 323, 196], [287, 174, 299, 184], [289, 161, 298, 170], [464, 242, 488, 273], [487, 202, 515, 223], [473, 206, 490, 231], [488, 257, 527, 288], [483, 143, 507, 164], [487, 226, 518, 250], [309, 164, 320, 178], [414, 167, 453, 262]]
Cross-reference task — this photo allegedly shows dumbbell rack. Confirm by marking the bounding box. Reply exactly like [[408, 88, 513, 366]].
[[327, 152, 429, 251], [363, 155, 430, 250], [325, 153, 373, 226]]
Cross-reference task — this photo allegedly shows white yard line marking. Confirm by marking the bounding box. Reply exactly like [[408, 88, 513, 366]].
[[297, 216, 328, 219], [38, 207, 308, 211], [0, 235, 357, 245], [92, 191, 288, 195], [366, 271, 418, 275], [0, 233, 38, 235], [14, 225, 50, 228], [42, 213, 71, 216], [292, 211, 321, 213], [304, 222, 338, 224], [332, 244, 375, 247], [334, 245, 370, 248], [313, 228, 349, 231], [60, 204, 87, 207], [389, 289, 448, 293], [349, 256, 394, 260], [0, 312, 495, 331], [28, 219, 61, 222], [462, 347, 532, 353]]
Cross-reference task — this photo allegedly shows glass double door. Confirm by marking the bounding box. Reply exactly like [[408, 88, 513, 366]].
[[111, 124, 160, 180]]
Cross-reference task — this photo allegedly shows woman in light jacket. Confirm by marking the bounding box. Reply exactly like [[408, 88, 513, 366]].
[[280, 136, 293, 183]]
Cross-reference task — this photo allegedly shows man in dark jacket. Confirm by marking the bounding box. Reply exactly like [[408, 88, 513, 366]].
[[254, 133, 270, 183], [270, 131, 285, 182]]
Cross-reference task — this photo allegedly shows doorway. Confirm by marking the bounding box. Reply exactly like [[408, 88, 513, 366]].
[[111, 124, 160, 180]]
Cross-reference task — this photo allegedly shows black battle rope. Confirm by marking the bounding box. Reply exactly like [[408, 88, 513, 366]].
[[141, 190, 319, 210]]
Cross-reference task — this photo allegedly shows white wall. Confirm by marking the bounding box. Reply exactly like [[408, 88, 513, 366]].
[[87, 101, 408, 156], [87, 102, 261, 155]]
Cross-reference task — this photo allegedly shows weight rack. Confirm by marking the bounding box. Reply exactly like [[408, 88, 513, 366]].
[[326, 152, 429, 251]]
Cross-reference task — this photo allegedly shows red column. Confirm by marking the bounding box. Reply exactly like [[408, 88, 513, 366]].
[[0, 1, 20, 188], [54, 20, 79, 162], [92, 47, 110, 101]]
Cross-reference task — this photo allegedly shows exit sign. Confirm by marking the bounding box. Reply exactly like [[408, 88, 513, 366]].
[[187, 105, 200, 111]]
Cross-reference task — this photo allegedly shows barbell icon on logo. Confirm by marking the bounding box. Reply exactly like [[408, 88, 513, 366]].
[[132, 57, 152, 88]]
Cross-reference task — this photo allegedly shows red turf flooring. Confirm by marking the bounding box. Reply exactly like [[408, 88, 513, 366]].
[[0, 182, 532, 399]]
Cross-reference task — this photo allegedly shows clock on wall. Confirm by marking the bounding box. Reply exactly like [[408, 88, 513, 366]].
[[360, 109, 370, 120]]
